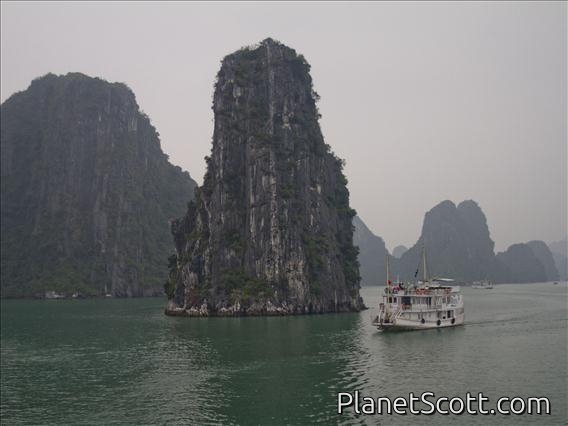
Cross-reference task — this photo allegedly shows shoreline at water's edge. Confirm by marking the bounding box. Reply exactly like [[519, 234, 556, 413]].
[[164, 303, 368, 317], [0, 294, 167, 300], [3, 281, 565, 300]]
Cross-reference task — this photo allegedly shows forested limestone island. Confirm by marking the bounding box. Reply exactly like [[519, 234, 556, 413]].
[[165, 39, 364, 316], [495, 243, 555, 284], [0, 73, 196, 298]]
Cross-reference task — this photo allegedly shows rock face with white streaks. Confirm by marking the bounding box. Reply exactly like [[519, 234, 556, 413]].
[[165, 39, 363, 316]]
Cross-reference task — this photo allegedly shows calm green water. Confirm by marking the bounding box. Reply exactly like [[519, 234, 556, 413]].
[[1, 283, 566, 425]]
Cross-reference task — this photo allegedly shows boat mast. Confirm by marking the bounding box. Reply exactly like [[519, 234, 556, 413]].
[[386, 254, 391, 287], [422, 245, 428, 283], [385, 254, 391, 317]]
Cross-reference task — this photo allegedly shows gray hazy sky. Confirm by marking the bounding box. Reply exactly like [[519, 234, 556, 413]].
[[1, 2, 566, 252]]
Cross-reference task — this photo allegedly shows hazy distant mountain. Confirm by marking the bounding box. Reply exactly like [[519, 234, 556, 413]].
[[1, 73, 196, 297], [549, 238, 567, 255], [392, 245, 408, 259], [496, 244, 547, 283], [548, 238, 567, 280], [353, 216, 389, 286], [527, 240, 559, 281], [356, 199, 556, 285], [394, 200, 498, 282]]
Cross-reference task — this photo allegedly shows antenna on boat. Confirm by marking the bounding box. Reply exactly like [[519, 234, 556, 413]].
[[422, 245, 428, 283], [386, 254, 391, 287], [385, 253, 391, 318]]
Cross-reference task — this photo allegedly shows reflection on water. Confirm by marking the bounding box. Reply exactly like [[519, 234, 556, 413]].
[[165, 314, 366, 425], [1, 283, 566, 425]]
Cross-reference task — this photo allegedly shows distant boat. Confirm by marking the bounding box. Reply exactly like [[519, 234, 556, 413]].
[[553, 282, 558, 285], [104, 284, 113, 298], [45, 291, 65, 300], [372, 247, 465, 331], [472, 280, 494, 289]]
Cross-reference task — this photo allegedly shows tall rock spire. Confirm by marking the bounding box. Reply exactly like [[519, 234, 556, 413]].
[[166, 39, 363, 316]]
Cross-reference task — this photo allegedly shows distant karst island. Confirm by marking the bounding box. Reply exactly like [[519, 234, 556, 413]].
[[355, 201, 564, 286]]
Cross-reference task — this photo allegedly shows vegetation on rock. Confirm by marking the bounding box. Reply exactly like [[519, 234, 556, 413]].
[[166, 39, 363, 316], [1, 73, 195, 297]]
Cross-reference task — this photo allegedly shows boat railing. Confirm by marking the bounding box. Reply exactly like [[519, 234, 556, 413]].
[[391, 308, 403, 321], [378, 306, 403, 324]]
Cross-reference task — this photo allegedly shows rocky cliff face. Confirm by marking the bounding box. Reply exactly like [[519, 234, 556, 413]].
[[394, 200, 498, 282], [1, 73, 195, 297], [353, 216, 389, 286], [548, 238, 567, 280], [166, 39, 363, 316], [526, 240, 559, 281], [496, 243, 547, 283]]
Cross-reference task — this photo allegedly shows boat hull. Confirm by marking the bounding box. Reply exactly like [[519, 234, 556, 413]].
[[374, 314, 465, 332]]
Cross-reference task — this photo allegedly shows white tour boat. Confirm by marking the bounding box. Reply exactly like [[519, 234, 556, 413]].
[[372, 248, 465, 331], [471, 280, 494, 289]]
